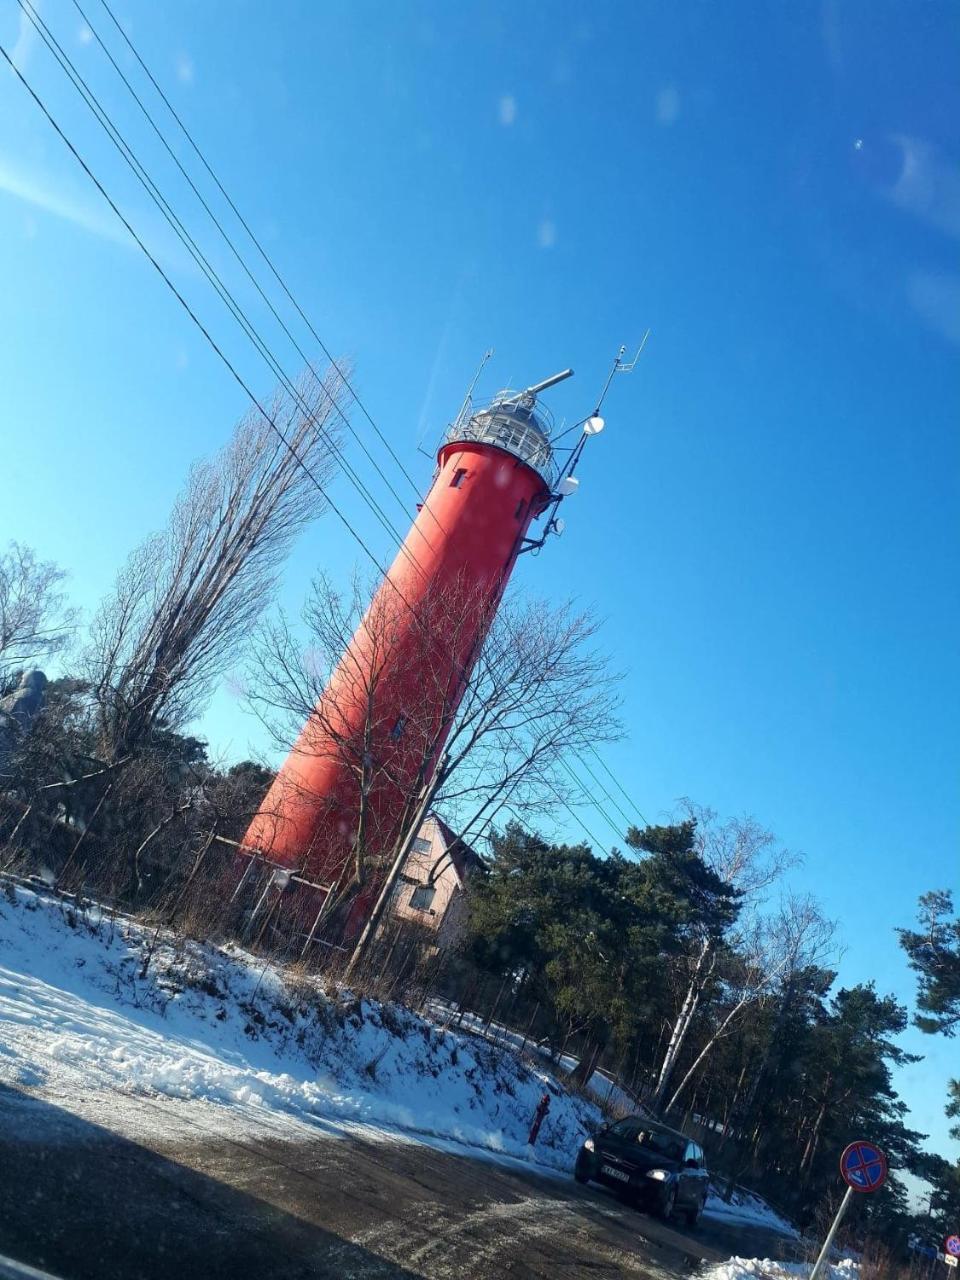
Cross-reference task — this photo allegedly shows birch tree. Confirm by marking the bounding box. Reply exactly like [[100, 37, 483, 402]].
[[636, 801, 796, 1112], [661, 892, 836, 1116]]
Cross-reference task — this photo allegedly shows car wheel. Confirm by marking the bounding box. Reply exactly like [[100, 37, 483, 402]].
[[686, 1194, 704, 1226], [573, 1152, 591, 1184], [658, 1183, 677, 1221]]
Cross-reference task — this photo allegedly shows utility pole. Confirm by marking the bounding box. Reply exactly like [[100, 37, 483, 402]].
[[343, 753, 449, 982]]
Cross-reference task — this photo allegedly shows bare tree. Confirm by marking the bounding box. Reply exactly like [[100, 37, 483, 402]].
[[85, 365, 349, 760], [649, 801, 799, 1111], [244, 573, 621, 933], [662, 892, 836, 1115], [0, 542, 78, 678], [434, 593, 621, 844]]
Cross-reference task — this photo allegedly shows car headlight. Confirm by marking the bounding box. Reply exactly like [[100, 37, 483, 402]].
[[583, 1138, 595, 1152], [646, 1169, 669, 1181]]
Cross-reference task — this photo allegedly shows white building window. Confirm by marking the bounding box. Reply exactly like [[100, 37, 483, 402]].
[[409, 884, 436, 912], [412, 836, 431, 853]]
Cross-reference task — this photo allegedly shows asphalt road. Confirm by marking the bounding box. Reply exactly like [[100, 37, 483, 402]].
[[0, 1085, 795, 1280]]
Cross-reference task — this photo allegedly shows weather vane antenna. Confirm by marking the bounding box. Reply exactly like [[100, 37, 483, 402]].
[[592, 330, 650, 416]]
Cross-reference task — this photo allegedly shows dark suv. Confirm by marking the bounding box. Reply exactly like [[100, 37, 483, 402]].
[[573, 1116, 709, 1225]]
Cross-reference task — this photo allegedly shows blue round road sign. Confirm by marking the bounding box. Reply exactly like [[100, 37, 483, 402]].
[[945, 1236, 960, 1258], [840, 1141, 887, 1192]]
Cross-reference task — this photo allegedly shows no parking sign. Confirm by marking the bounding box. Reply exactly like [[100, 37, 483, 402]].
[[809, 1141, 889, 1280], [840, 1141, 888, 1193]]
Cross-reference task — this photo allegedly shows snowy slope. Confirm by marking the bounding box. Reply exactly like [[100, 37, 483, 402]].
[[425, 999, 644, 1117], [704, 1185, 799, 1238], [0, 883, 802, 1242], [0, 884, 601, 1171]]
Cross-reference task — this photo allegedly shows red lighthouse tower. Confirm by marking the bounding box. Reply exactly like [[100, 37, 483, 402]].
[[242, 369, 576, 934]]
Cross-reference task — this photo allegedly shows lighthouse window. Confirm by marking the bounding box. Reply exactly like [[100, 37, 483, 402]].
[[390, 714, 407, 741], [514, 498, 527, 520], [450, 468, 467, 488]]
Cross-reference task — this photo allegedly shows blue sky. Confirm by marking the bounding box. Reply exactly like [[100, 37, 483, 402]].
[[1, 1, 957, 1168]]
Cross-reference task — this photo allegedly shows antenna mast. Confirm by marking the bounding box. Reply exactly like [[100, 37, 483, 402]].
[[521, 334, 650, 554], [456, 348, 494, 422], [592, 331, 650, 417]]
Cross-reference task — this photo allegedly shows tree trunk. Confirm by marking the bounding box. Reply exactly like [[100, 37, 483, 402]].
[[799, 1088, 830, 1184], [485, 971, 510, 1032], [663, 990, 752, 1115], [650, 938, 713, 1111], [569, 1033, 605, 1089]]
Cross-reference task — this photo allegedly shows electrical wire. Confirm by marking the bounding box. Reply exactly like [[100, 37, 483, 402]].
[[2, 36, 607, 855], [580, 740, 648, 829], [0, 38, 395, 594], [7, 17, 652, 856], [89, 0, 450, 543], [17, 0, 433, 583], [75, 1, 654, 839], [555, 756, 623, 846], [70, 0, 440, 546]]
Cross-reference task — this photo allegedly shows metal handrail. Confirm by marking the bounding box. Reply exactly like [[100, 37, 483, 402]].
[[444, 390, 557, 487]]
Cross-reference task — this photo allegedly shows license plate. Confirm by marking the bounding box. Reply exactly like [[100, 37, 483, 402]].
[[601, 1165, 630, 1183]]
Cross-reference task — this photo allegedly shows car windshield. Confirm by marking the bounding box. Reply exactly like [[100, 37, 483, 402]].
[[634, 1130, 686, 1161]]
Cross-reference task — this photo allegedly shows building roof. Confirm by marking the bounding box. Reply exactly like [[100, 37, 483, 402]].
[[429, 814, 483, 885]]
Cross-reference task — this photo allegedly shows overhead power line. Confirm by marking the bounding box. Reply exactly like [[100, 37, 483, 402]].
[[0, 38, 396, 593], [77, 1, 654, 842], [555, 756, 624, 847], [578, 743, 648, 831], [0, 33, 600, 853], [70, 0, 441, 547], [8, 13, 652, 854], [87, 0, 445, 536], [18, 0, 435, 586]]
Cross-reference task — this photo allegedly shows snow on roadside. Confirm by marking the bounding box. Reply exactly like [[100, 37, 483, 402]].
[[425, 999, 643, 1117], [700, 1258, 859, 1280], [705, 1184, 800, 1238], [0, 884, 600, 1171]]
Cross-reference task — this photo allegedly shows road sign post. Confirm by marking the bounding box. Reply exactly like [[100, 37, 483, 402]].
[[809, 1143, 888, 1280], [809, 1186, 855, 1280]]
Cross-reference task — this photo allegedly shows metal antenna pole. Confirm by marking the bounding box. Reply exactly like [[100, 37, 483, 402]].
[[519, 340, 648, 554], [456, 348, 494, 422], [593, 345, 625, 417], [424, 349, 495, 459], [592, 331, 650, 416]]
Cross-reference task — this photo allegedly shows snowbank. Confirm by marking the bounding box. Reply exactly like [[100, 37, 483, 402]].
[[700, 1258, 859, 1280], [0, 884, 600, 1172], [424, 1000, 644, 1117], [705, 1184, 800, 1238]]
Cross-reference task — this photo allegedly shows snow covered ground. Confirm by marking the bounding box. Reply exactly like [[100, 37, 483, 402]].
[[424, 998, 644, 1116], [0, 882, 601, 1172], [704, 1184, 800, 1238], [424, 1002, 797, 1240], [0, 880, 799, 1245], [700, 1257, 859, 1280]]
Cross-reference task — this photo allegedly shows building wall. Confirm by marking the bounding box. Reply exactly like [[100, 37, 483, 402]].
[[390, 815, 464, 936]]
